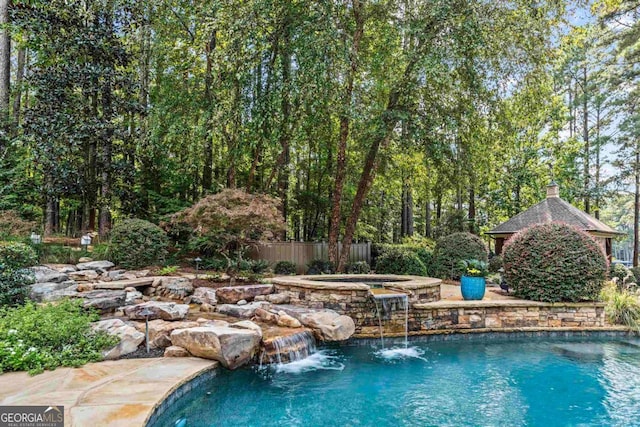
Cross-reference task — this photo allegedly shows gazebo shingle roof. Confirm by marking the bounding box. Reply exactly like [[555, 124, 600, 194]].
[[486, 192, 624, 236]]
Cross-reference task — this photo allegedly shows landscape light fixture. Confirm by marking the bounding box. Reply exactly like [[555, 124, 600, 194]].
[[30, 232, 42, 245], [80, 234, 92, 251], [194, 257, 202, 280], [139, 307, 155, 353]]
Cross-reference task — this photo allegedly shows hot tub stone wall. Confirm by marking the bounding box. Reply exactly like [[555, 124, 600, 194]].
[[271, 278, 607, 336], [356, 302, 607, 337]]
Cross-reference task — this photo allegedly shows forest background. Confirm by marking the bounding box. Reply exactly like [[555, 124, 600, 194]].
[[0, 0, 639, 266]]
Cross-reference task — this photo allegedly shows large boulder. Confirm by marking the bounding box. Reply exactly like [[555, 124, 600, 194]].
[[170, 324, 261, 369], [76, 260, 115, 272], [125, 290, 144, 306], [42, 287, 80, 302], [92, 319, 145, 360], [38, 272, 69, 284], [124, 301, 189, 321], [216, 301, 271, 319], [215, 284, 274, 304], [29, 266, 66, 283], [277, 311, 303, 328], [277, 306, 355, 342], [29, 281, 76, 302], [164, 346, 190, 357], [43, 264, 77, 273], [133, 319, 200, 349], [68, 270, 100, 282], [81, 290, 126, 313], [190, 287, 217, 305], [229, 320, 263, 338], [157, 277, 193, 299]]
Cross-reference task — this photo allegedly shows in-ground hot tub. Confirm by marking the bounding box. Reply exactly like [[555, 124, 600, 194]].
[[270, 274, 442, 306]]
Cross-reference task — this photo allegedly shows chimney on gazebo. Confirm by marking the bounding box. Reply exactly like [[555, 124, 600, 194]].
[[546, 181, 559, 198]]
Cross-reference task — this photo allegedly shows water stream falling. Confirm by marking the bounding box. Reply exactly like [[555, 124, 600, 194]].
[[372, 291, 426, 361], [261, 330, 317, 365], [371, 293, 409, 348]]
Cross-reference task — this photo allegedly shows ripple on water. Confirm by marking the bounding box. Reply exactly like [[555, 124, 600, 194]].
[[375, 346, 428, 362], [268, 350, 345, 374]]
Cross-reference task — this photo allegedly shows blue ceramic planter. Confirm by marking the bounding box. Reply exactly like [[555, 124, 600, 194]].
[[461, 276, 486, 300]]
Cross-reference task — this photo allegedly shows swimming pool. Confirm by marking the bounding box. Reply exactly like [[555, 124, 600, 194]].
[[149, 337, 640, 426]]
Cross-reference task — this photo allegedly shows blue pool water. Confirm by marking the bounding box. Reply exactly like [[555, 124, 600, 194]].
[[150, 337, 640, 427]]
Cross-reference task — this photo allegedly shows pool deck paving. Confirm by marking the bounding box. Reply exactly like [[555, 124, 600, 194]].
[[0, 357, 216, 427]]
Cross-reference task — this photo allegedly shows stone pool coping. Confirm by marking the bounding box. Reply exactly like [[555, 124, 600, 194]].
[[0, 357, 216, 427], [271, 274, 442, 292]]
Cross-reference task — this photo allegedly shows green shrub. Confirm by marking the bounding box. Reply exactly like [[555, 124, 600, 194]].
[[631, 267, 640, 284], [0, 242, 37, 270], [274, 261, 297, 275], [432, 232, 488, 280], [345, 261, 371, 274], [488, 255, 503, 273], [600, 283, 640, 332], [248, 259, 270, 274], [0, 300, 118, 374], [158, 265, 179, 276], [110, 219, 169, 269], [372, 243, 433, 274], [610, 263, 636, 290], [306, 259, 335, 275], [200, 257, 228, 271], [0, 265, 33, 307], [503, 223, 607, 303], [375, 248, 427, 276]]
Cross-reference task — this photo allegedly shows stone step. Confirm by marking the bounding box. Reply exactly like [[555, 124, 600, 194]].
[[94, 277, 156, 290]]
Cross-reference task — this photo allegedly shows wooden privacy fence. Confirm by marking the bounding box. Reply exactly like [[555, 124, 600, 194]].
[[250, 242, 371, 274]]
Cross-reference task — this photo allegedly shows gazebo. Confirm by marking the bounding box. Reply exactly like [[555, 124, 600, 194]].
[[486, 182, 625, 257]]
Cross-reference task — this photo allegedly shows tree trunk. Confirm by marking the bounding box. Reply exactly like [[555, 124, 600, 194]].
[[425, 199, 432, 238], [594, 103, 601, 219], [0, 0, 9, 144], [202, 30, 217, 193], [401, 182, 414, 237], [12, 47, 26, 127], [468, 186, 476, 234], [328, 0, 364, 265], [634, 147, 639, 268], [99, 4, 114, 236], [338, 85, 405, 270], [277, 16, 291, 238], [583, 65, 590, 214]]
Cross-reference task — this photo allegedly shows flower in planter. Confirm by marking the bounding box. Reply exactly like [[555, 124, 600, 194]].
[[459, 259, 488, 278]]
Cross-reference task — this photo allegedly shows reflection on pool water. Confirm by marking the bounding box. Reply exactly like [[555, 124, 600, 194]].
[[150, 338, 640, 427]]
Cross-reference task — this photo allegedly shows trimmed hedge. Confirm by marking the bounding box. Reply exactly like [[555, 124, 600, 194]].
[[488, 255, 503, 273], [375, 248, 428, 276], [372, 243, 433, 274], [432, 232, 488, 280], [503, 223, 608, 302], [109, 219, 169, 269]]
